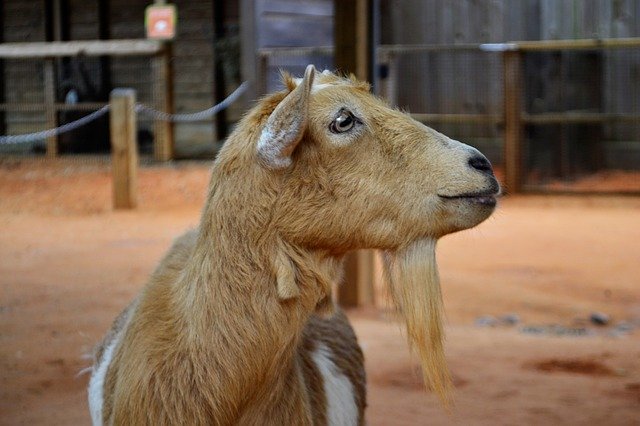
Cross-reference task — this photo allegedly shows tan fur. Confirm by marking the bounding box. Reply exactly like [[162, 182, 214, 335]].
[[92, 66, 498, 424]]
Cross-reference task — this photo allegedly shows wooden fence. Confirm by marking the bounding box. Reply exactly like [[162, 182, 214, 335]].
[[376, 38, 640, 194], [0, 39, 174, 161]]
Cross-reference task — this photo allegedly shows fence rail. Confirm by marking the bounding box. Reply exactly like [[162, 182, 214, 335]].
[[0, 40, 163, 58], [375, 38, 640, 194], [0, 40, 172, 160]]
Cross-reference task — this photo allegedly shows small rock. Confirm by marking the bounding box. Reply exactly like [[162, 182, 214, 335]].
[[590, 312, 610, 326], [614, 322, 634, 333], [499, 314, 520, 326], [520, 325, 545, 335], [474, 315, 498, 327], [552, 326, 590, 337], [519, 325, 592, 337], [608, 329, 628, 338]]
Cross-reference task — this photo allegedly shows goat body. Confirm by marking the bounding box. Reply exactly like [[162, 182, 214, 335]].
[[89, 66, 499, 425]]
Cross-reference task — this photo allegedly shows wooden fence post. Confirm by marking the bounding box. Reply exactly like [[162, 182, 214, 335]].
[[110, 89, 138, 209], [43, 58, 58, 157], [334, 0, 376, 308], [341, 250, 376, 308], [152, 45, 174, 161], [503, 49, 523, 194]]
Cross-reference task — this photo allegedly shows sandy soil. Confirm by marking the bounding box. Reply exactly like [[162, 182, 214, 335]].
[[1, 158, 639, 425]]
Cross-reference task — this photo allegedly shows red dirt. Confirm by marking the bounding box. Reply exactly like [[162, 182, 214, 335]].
[[1, 158, 639, 425]]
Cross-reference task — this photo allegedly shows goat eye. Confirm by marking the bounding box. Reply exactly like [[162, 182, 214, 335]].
[[330, 110, 357, 134]]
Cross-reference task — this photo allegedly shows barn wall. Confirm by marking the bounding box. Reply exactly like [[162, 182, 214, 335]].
[[0, 0, 235, 156], [2, 0, 47, 135], [379, 0, 640, 169], [244, 0, 334, 95]]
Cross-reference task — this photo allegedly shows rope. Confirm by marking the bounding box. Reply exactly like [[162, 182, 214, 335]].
[[0, 106, 110, 145], [136, 81, 249, 122], [0, 81, 249, 144]]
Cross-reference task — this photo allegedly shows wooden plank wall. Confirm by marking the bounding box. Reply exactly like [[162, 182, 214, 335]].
[[2, 0, 47, 139], [379, 0, 640, 169], [253, 0, 334, 93], [0, 0, 232, 156]]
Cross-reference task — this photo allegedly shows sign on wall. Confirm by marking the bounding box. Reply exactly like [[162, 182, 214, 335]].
[[145, 4, 177, 40]]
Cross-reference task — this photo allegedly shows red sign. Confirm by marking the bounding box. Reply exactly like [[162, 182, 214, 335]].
[[145, 4, 177, 40]]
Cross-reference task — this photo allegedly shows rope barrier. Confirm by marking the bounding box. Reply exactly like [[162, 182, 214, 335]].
[[136, 81, 249, 122], [0, 106, 110, 145], [0, 81, 249, 145]]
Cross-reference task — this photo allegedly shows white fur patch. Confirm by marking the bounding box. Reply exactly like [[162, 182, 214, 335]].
[[88, 337, 119, 426], [311, 342, 358, 426], [257, 127, 293, 169]]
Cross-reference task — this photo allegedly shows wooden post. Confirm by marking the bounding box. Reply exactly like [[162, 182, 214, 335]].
[[334, 0, 371, 81], [257, 54, 268, 96], [110, 89, 138, 209], [152, 45, 174, 161], [0, 3, 5, 137], [384, 51, 399, 106], [239, 0, 257, 104], [503, 50, 523, 194], [377, 50, 399, 105], [341, 249, 375, 307], [43, 58, 58, 157], [212, 0, 228, 140], [335, 0, 375, 308]]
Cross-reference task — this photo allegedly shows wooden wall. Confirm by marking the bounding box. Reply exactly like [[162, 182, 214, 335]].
[[2, 0, 47, 137], [242, 0, 334, 97], [379, 0, 640, 170], [0, 0, 241, 156]]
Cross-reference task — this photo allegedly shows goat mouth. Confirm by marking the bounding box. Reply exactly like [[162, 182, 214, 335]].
[[438, 190, 498, 206]]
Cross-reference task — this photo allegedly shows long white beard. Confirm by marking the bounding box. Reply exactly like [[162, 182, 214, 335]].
[[383, 238, 452, 404]]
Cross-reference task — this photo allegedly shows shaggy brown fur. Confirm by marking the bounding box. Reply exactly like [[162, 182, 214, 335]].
[[91, 65, 498, 424]]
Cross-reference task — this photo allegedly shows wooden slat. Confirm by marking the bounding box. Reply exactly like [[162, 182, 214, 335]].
[[152, 46, 174, 161], [377, 38, 640, 55], [341, 250, 376, 308], [335, 0, 375, 308], [110, 88, 138, 209], [411, 113, 503, 124], [0, 103, 106, 111], [0, 40, 163, 58], [514, 38, 640, 51], [523, 112, 640, 124], [377, 44, 484, 54], [43, 59, 57, 157], [503, 50, 523, 194]]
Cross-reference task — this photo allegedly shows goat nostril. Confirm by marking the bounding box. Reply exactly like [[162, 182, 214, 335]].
[[468, 156, 493, 174]]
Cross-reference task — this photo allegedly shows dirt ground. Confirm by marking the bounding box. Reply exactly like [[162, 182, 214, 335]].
[[1, 158, 639, 425]]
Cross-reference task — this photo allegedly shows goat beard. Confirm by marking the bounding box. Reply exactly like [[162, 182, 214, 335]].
[[383, 238, 452, 405]]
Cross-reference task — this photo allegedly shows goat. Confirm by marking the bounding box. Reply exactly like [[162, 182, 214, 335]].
[[88, 65, 500, 425]]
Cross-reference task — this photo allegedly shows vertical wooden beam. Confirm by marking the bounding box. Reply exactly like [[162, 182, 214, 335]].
[[212, 0, 228, 140], [257, 54, 268, 96], [355, 0, 369, 81], [335, 0, 375, 308], [152, 45, 174, 161], [240, 0, 257, 102], [110, 89, 138, 209], [43, 59, 58, 157], [503, 49, 523, 194], [334, 0, 371, 81], [342, 248, 375, 307], [378, 51, 399, 106], [0, 1, 5, 136], [98, 0, 112, 97]]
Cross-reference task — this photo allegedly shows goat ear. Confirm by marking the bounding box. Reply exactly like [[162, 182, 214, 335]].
[[257, 64, 316, 169]]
